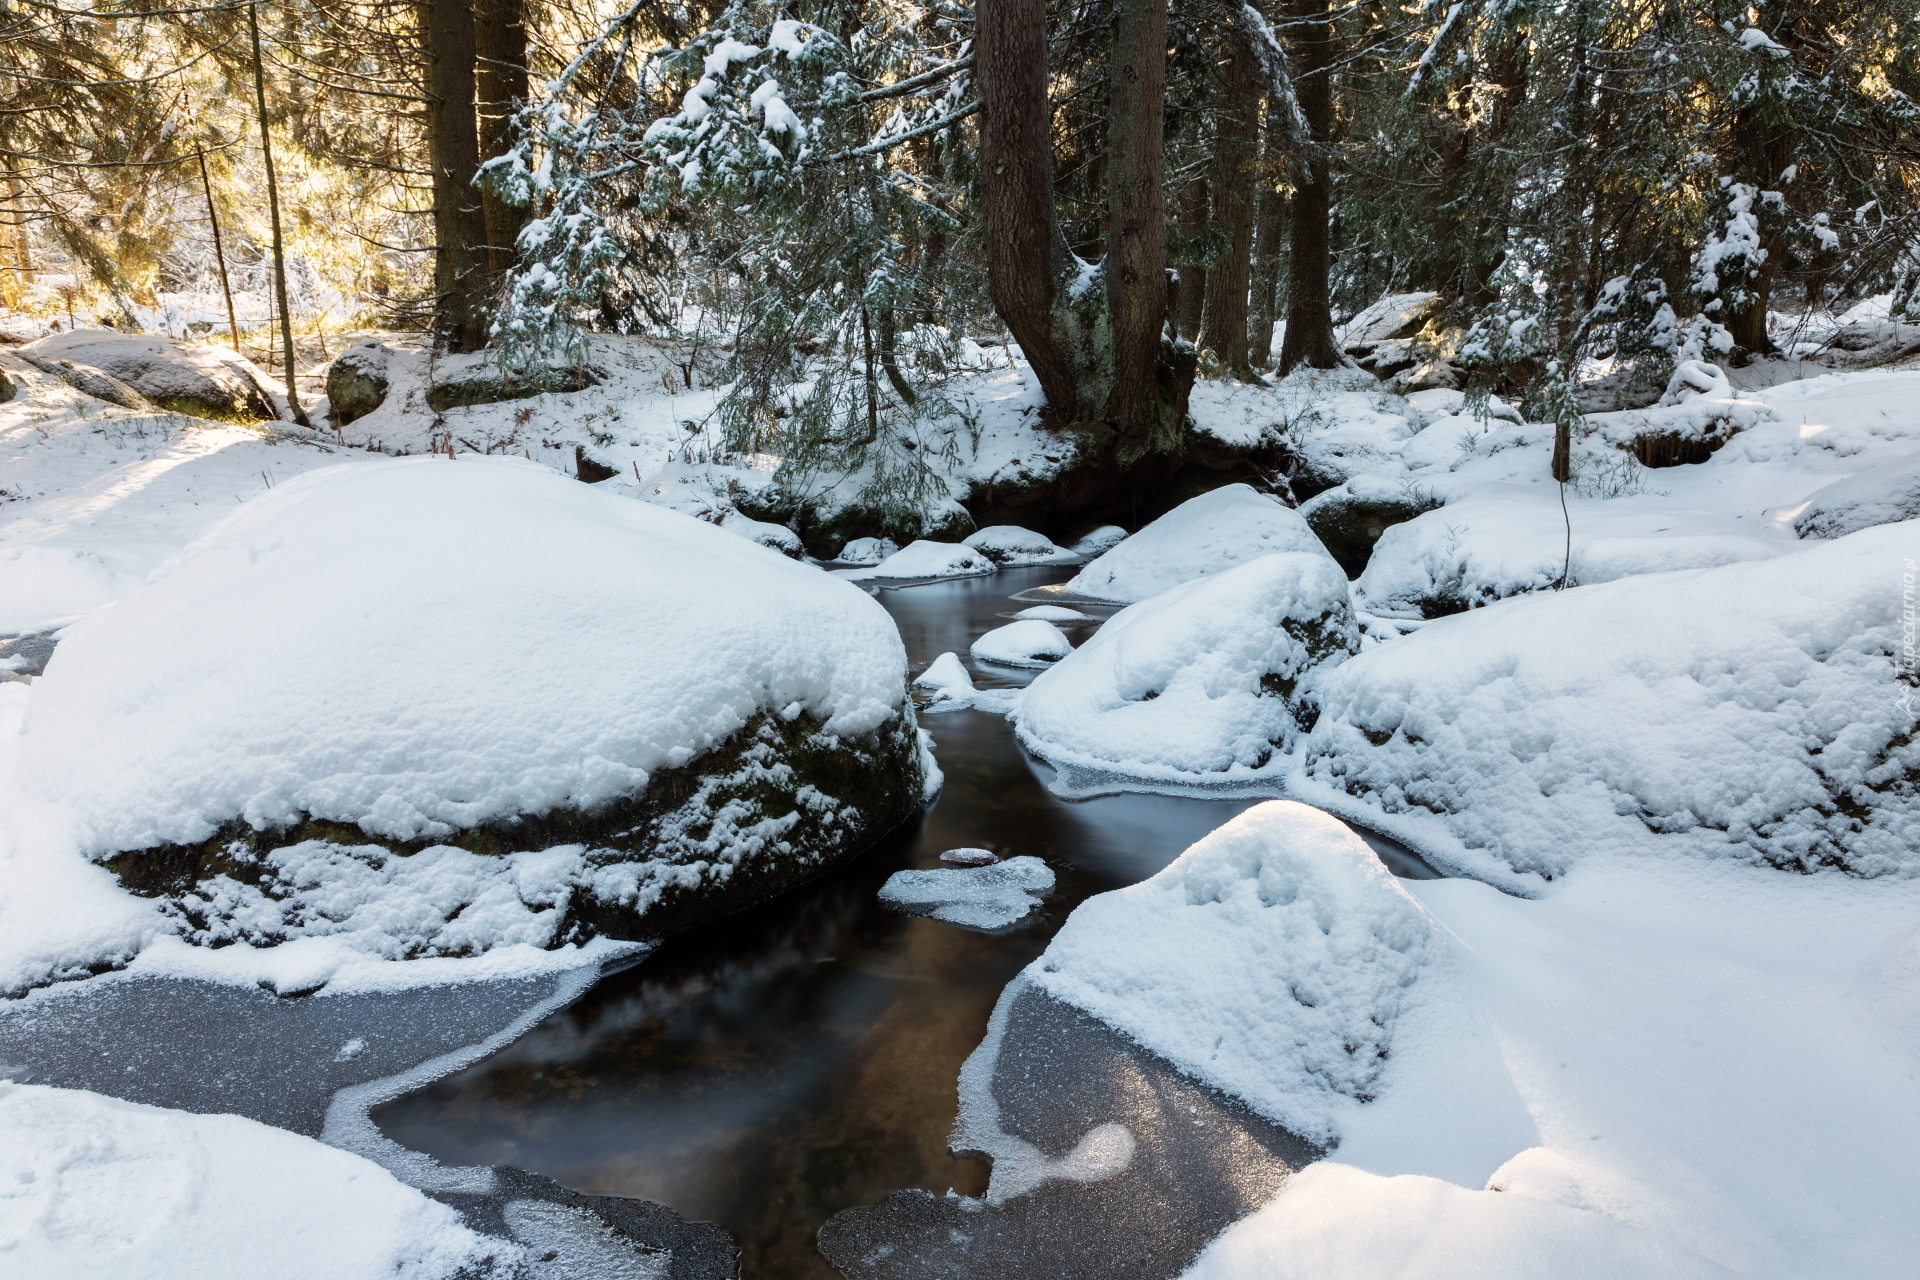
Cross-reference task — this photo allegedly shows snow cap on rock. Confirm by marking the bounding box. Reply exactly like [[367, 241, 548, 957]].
[[1065, 484, 1331, 604]]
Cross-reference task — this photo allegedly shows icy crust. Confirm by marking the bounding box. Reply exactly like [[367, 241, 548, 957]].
[[1308, 523, 1920, 879], [1027, 803, 1435, 1146], [1016, 554, 1358, 784], [1066, 485, 1332, 604], [0, 1081, 512, 1279], [22, 456, 908, 854], [877, 856, 1054, 930]]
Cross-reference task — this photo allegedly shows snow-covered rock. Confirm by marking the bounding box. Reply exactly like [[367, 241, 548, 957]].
[[1069, 525, 1128, 557], [325, 339, 390, 425], [1065, 485, 1331, 604], [1309, 522, 1920, 879], [962, 524, 1081, 565], [971, 619, 1073, 668], [1011, 604, 1097, 623], [21, 330, 279, 423], [0, 1081, 508, 1279], [913, 650, 978, 709], [879, 856, 1054, 929], [1017, 553, 1358, 788], [835, 536, 899, 565], [1791, 452, 1920, 539], [837, 539, 997, 581], [1300, 479, 1443, 578], [18, 456, 924, 951], [1587, 361, 1775, 468], [1027, 802, 1434, 1144]]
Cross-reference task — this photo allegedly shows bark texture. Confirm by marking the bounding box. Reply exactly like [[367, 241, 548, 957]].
[[1105, 0, 1170, 452], [1200, 34, 1259, 377], [474, 0, 529, 281], [426, 0, 492, 352], [1276, 0, 1344, 374]]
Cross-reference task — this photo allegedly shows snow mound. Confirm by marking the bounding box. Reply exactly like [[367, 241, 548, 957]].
[[1029, 802, 1435, 1144], [1066, 485, 1330, 603], [878, 856, 1054, 929], [1791, 453, 1920, 539], [912, 650, 978, 711], [971, 619, 1073, 668], [837, 539, 996, 582], [1568, 533, 1788, 585], [836, 536, 899, 565], [963, 524, 1081, 565], [0, 1081, 509, 1279], [1308, 522, 1920, 878], [1017, 553, 1358, 786], [22, 329, 278, 423], [1070, 525, 1128, 557], [1012, 604, 1097, 623], [20, 456, 908, 855], [1181, 1161, 1737, 1280]]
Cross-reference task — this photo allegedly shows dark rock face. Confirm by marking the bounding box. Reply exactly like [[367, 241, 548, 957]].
[[104, 704, 928, 950], [1301, 488, 1443, 578], [425, 362, 605, 413], [326, 341, 391, 425], [19, 354, 153, 410]]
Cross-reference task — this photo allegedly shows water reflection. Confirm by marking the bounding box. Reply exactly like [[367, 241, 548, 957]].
[[373, 568, 1329, 1277]]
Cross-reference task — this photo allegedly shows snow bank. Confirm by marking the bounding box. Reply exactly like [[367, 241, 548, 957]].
[[20, 456, 907, 854], [879, 856, 1053, 929], [1183, 1162, 1736, 1280], [0, 1081, 509, 1279], [1309, 522, 1920, 879], [1028, 803, 1435, 1144], [1066, 485, 1330, 603], [836, 538, 996, 582], [1791, 452, 1920, 539], [971, 619, 1072, 668], [963, 524, 1081, 565], [1017, 553, 1357, 787]]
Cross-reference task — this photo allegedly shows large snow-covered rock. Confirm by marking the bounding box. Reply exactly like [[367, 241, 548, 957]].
[[971, 619, 1072, 668], [1308, 522, 1920, 879], [962, 524, 1081, 565], [1027, 802, 1435, 1144], [1065, 485, 1330, 604], [1017, 553, 1358, 788], [837, 539, 997, 581], [19, 456, 924, 946], [0, 1081, 507, 1279], [21, 330, 279, 423], [1791, 453, 1920, 539]]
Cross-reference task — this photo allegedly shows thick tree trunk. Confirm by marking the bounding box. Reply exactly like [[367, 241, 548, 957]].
[[1105, 0, 1169, 453], [1200, 36, 1258, 377], [474, 0, 530, 281], [1169, 178, 1208, 341], [1276, 0, 1343, 374], [1247, 120, 1287, 367], [426, 0, 491, 352], [977, 0, 1085, 417]]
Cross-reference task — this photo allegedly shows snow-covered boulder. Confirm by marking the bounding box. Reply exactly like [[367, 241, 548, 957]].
[[1307, 522, 1920, 879], [1012, 604, 1096, 623], [1792, 453, 1920, 539], [16, 350, 152, 410], [971, 619, 1073, 668], [962, 524, 1081, 565], [1065, 484, 1331, 603], [1017, 553, 1358, 787], [0, 1081, 506, 1279], [19, 457, 925, 949], [1587, 361, 1774, 468], [325, 339, 390, 425], [21, 330, 278, 423], [1300, 479, 1443, 578], [836, 536, 899, 565], [837, 539, 997, 581], [1027, 802, 1435, 1143], [913, 651, 977, 708], [1069, 525, 1128, 557]]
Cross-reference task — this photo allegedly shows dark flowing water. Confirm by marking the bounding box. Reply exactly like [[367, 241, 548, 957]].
[[375, 565, 1430, 1277]]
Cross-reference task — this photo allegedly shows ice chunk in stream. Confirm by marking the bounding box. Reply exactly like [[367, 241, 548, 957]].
[[879, 856, 1054, 929], [971, 619, 1073, 668], [1066, 485, 1332, 603]]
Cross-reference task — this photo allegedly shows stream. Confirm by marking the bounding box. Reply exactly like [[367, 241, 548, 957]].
[[375, 564, 1434, 1278]]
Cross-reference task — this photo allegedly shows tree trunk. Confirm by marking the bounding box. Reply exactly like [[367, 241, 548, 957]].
[[977, 0, 1085, 417], [247, 0, 307, 424], [474, 0, 529, 281], [1169, 178, 1208, 341], [1104, 0, 1168, 453], [1247, 118, 1287, 367], [1200, 35, 1258, 377], [1276, 0, 1343, 374], [426, 0, 491, 352]]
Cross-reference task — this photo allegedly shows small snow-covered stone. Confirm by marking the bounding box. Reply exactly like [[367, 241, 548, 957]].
[[837, 539, 997, 581], [1012, 604, 1097, 623], [1065, 485, 1332, 604], [939, 847, 1000, 867], [836, 536, 899, 565], [963, 525, 1081, 565], [971, 619, 1073, 668], [879, 856, 1053, 929], [1070, 525, 1129, 557]]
